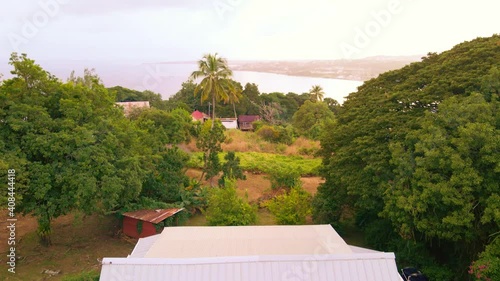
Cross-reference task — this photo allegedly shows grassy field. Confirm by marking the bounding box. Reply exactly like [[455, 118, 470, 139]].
[[0, 213, 135, 281], [184, 130, 322, 176], [183, 130, 321, 156], [188, 151, 322, 176]]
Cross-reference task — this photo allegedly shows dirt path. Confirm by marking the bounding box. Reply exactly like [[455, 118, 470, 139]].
[[185, 169, 324, 202]]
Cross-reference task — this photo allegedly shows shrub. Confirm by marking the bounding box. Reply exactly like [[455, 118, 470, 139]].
[[256, 125, 280, 142], [469, 238, 500, 281], [298, 146, 319, 156], [266, 186, 312, 225], [276, 143, 287, 154], [218, 151, 246, 187], [256, 125, 295, 144], [268, 168, 301, 190], [252, 120, 265, 131], [275, 125, 295, 145], [205, 179, 257, 226]]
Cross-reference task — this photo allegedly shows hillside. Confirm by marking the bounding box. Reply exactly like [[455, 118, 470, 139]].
[[315, 35, 500, 280]]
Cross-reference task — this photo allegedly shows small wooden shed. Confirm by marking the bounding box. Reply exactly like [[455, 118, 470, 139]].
[[122, 208, 184, 238], [238, 115, 261, 131]]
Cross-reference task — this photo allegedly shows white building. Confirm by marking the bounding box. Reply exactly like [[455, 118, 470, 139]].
[[100, 225, 402, 281], [219, 118, 238, 129]]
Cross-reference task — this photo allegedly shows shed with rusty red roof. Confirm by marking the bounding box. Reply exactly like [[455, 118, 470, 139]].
[[122, 208, 184, 238], [238, 115, 261, 130]]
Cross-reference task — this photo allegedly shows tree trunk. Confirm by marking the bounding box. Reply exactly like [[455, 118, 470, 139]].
[[37, 213, 52, 246], [212, 95, 216, 129], [233, 102, 237, 119]]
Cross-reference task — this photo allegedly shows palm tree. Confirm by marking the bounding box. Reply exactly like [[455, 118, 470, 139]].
[[309, 85, 325, 102], [226, 81, 243, 119], [190, 53, 234, 127]]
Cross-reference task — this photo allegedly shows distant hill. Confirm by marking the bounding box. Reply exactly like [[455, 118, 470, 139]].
[[0, 56, 421, 99], [229, 56, 422, 81]]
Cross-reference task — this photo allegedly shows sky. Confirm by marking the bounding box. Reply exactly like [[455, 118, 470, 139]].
[[0, 0, 499, 63]]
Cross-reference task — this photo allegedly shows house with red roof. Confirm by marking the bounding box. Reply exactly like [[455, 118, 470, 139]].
[[191, 110, 210, 122]]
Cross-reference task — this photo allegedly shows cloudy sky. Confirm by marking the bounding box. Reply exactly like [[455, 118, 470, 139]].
[[0, 0, 499, 63]]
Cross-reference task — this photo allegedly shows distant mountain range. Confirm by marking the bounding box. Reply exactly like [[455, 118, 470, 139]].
[[227, 56, 423, 81]]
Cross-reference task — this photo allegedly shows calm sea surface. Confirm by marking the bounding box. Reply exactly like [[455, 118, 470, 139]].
[[127, 63, 363, 103]]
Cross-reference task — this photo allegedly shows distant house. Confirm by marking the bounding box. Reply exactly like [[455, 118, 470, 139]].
[[122, 208, 184, 238], [116, 101, 150, 116], [191, 110, 210, 122], [100, 225, 403, 281], [219, 117, 238, 129], [238, 115, 261, 131]]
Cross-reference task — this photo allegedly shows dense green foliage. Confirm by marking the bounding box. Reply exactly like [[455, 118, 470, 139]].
[[292, 100, 335, 139], [314, 35, 500, 279], [109, 86, 169, 110], [267, 186, 312, 225], [1, 54, 152, 244], [205, 179, 257, 226], [140, 148, 190, 203], [218, 151, 246, 187], [188, 152, 321, 176], [469, 238, 500, 280], [196, 120, 226, 184], [268, 168, 301, 190], [167, 75, 325, 126], [256, 124, 295, 144], [0, 54, 195, 244]]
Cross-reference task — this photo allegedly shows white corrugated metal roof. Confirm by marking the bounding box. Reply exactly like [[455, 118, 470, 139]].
[[100, 225, 402, 281], [100, 254, 403, 281], [129, 234, 160, 258], [145, 225, 352, 258]]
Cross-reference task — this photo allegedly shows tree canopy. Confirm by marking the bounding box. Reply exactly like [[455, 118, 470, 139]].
[[1, 54, 155, 244], [292, 100, 335, 139], [0, 53, 195, 245], [314, 35, 500, 279]]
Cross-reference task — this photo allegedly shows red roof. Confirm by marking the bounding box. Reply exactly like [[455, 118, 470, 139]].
[[238, 115, 261, 122], [122, 208, 184, 224], [192, 110, 209, 120]]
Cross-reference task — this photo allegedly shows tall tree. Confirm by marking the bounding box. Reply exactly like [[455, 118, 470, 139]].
[[190, 53, 235, 126], [1, 53, 151, 245], [313, 35, 500, 279], [196, 120, 226, 185], [309, 85, 325, 102], [292, 100, 335, 139]]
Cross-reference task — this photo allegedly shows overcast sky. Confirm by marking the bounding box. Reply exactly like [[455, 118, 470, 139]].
[[0, 0, 499, 63]]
